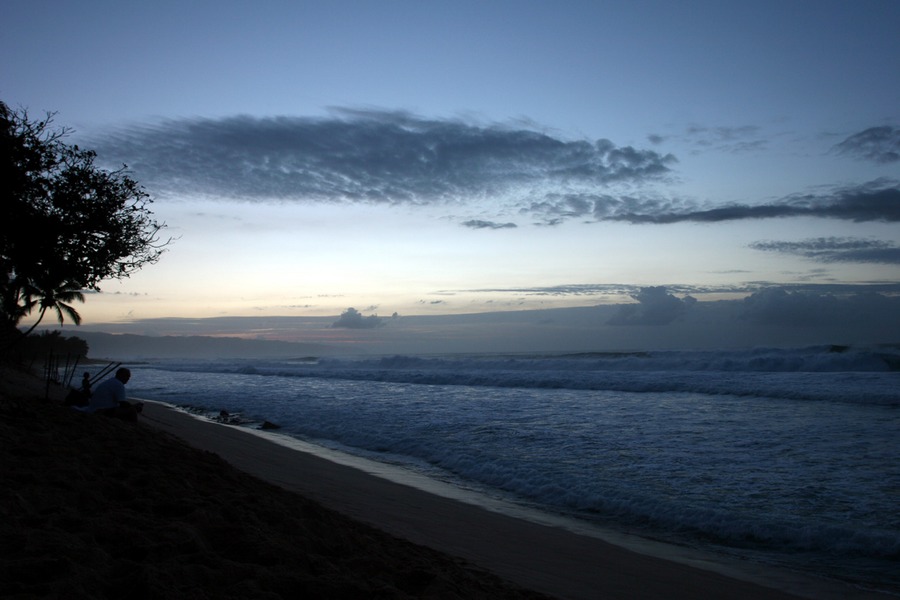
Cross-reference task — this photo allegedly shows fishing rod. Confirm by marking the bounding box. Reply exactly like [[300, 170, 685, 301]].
[[64, 354, 80, 387], [89, 361, 122, 385]]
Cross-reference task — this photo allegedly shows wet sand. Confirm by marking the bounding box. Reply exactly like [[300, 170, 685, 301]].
[[140, 402, 835, 600]]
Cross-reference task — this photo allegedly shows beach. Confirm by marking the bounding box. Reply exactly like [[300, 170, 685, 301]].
[[0, 366, 881, 599], [1, 367, 549, 599]]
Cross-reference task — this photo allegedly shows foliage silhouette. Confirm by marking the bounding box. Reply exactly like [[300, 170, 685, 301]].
[[1, 100, 170, 351]]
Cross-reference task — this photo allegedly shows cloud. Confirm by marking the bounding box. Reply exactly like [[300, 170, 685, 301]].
[[684, 124, 766, 153], [647, 124, 766, 154], [459, 283, 635, 297], [88, 109, 675, 210], [331, 307, 384, 329], [750, 237, 900, 264], [461, 220, 517, 230], [606, 286, 697, 326], [456, 281, 900, 300], [88, 111, 900, 227], [739, 287, 900, 327], [833, 126, 900, 164], [525, 193, 597, 223], [600, 179, 900, 224]]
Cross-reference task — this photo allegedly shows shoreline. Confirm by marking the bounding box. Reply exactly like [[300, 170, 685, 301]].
[[158, 403, 879, 598], [139, 400, 881, 600]]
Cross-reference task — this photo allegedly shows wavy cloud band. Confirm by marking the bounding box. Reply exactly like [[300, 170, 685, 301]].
[[88, 112, 899, 226], [90, 109, 675, 207]]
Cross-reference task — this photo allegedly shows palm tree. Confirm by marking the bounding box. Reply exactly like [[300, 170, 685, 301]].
[[17, 276, 84, 339], [1, 287, 32, 354], [1, 274, 37, 331]]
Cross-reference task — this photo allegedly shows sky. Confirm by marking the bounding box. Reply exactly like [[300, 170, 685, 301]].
[[3, 0, 900, 353]]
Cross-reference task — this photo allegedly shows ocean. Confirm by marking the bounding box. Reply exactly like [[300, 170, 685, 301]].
[[100, 344, 899, 595]]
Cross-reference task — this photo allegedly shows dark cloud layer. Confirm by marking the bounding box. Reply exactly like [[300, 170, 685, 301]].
[[513, 179, 900, 225], [600, 181, 900, 224], [739, 287, 900, 327], [834, 126, 900, 164], [750, 237, 900, 264], [458, 282, 900, 299], [89, 110, 675, 209]]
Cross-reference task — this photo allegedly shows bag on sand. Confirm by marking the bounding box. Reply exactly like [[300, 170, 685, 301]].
[[64, 389, 89, 407]]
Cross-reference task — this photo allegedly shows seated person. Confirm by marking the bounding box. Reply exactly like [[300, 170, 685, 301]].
[[83, 367, 143, 421], [80, 372, 92, 397], [64, 372, 92, 407]]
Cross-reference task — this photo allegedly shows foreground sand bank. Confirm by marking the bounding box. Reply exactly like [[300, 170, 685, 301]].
[[140, 400, 878, 600]]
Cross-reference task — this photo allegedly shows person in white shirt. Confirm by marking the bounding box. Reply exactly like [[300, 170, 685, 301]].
[[85, 368, 142, 421]]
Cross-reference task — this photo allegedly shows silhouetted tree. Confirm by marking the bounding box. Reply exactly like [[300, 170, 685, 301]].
[[1, 100, 169, 350], [18, 330, 89, 359], [9, 330, 90, 377]]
